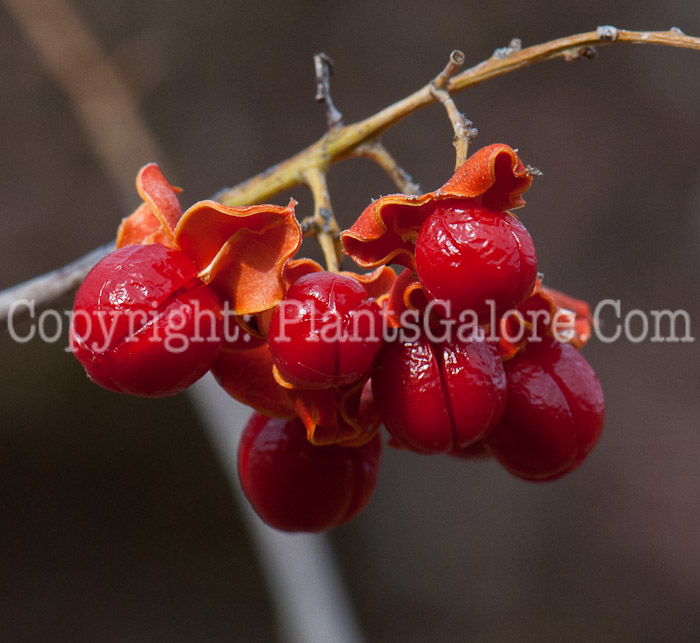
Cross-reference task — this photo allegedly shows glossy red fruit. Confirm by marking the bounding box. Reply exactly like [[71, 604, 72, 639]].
[[414, 201, 537, 318], [267, 271, 383, 389], [485, 338, 605, 481], [238, 413, 381, 532], [371, 333, 506, 454], [70, 243, 222, 397]]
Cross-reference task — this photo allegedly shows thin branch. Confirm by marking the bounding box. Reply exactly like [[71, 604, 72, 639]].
[[1, 0, 165, 207], [0, 243, 115, 329], [430, 49, 476, 169], [352, 140, 421, 195], [188, 375, 366, 643], [215, 27, 700, 208], [303, 168, 343, 272], [430, 84, 477, 170], [314, 53, 344, 131], [1, 27, 700, 320]]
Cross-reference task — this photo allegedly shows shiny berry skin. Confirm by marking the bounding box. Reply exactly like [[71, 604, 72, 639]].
[[414, 201, 537, 318], [371, 333, 506, 454], [485, 338, 605, 481], [238, 413, 381, 532], [70, 243, 222, 397], [267, 272, 383, 389]]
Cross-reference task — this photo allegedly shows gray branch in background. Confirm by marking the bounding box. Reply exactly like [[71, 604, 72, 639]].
[[188, 375, 366, 643], [2, 0, 164, 205], [0, 242, 115, 330]]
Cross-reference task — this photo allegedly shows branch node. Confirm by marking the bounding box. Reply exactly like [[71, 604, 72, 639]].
[[314, 53, 343, 131], [597, 25, 619, 42], [0, 242, 116, 329], [563, 46, 598, 62], [492, 38, 523, 60], [319, 207, 333, 232], [300, 216, 319, 235]]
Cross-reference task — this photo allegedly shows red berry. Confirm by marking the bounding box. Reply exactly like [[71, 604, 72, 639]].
[[371, 333, 506, 454], [485, 338, 605, 481], [267, 272, 383, 389], [212, 344, 297, 419], [238, 413, 381, 532], [70, 243, 222, 397], [414, 201, 537, 318]]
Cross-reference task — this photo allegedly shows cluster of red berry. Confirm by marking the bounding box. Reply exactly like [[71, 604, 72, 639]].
[[71, 144, 604, 533]]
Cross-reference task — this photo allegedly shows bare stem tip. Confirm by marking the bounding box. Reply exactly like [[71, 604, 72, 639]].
[[314, 52, 343, 130], [434, 50, 465, 89]]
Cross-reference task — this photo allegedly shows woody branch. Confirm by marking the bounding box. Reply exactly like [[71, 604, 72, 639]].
[[1, 26, 700, 320]]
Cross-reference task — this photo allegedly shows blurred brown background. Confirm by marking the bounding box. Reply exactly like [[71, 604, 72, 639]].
[[1, 0, 700, 641]]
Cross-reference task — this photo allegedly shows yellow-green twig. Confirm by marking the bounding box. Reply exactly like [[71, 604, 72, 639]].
[[217, 27, 700, 208]]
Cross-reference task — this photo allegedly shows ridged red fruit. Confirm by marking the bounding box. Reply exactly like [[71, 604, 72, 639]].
[[371, 333, 506, 454], [485, 338, 605, 481], [267, 272, 383, 389], [238, 413, 381, 532]]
